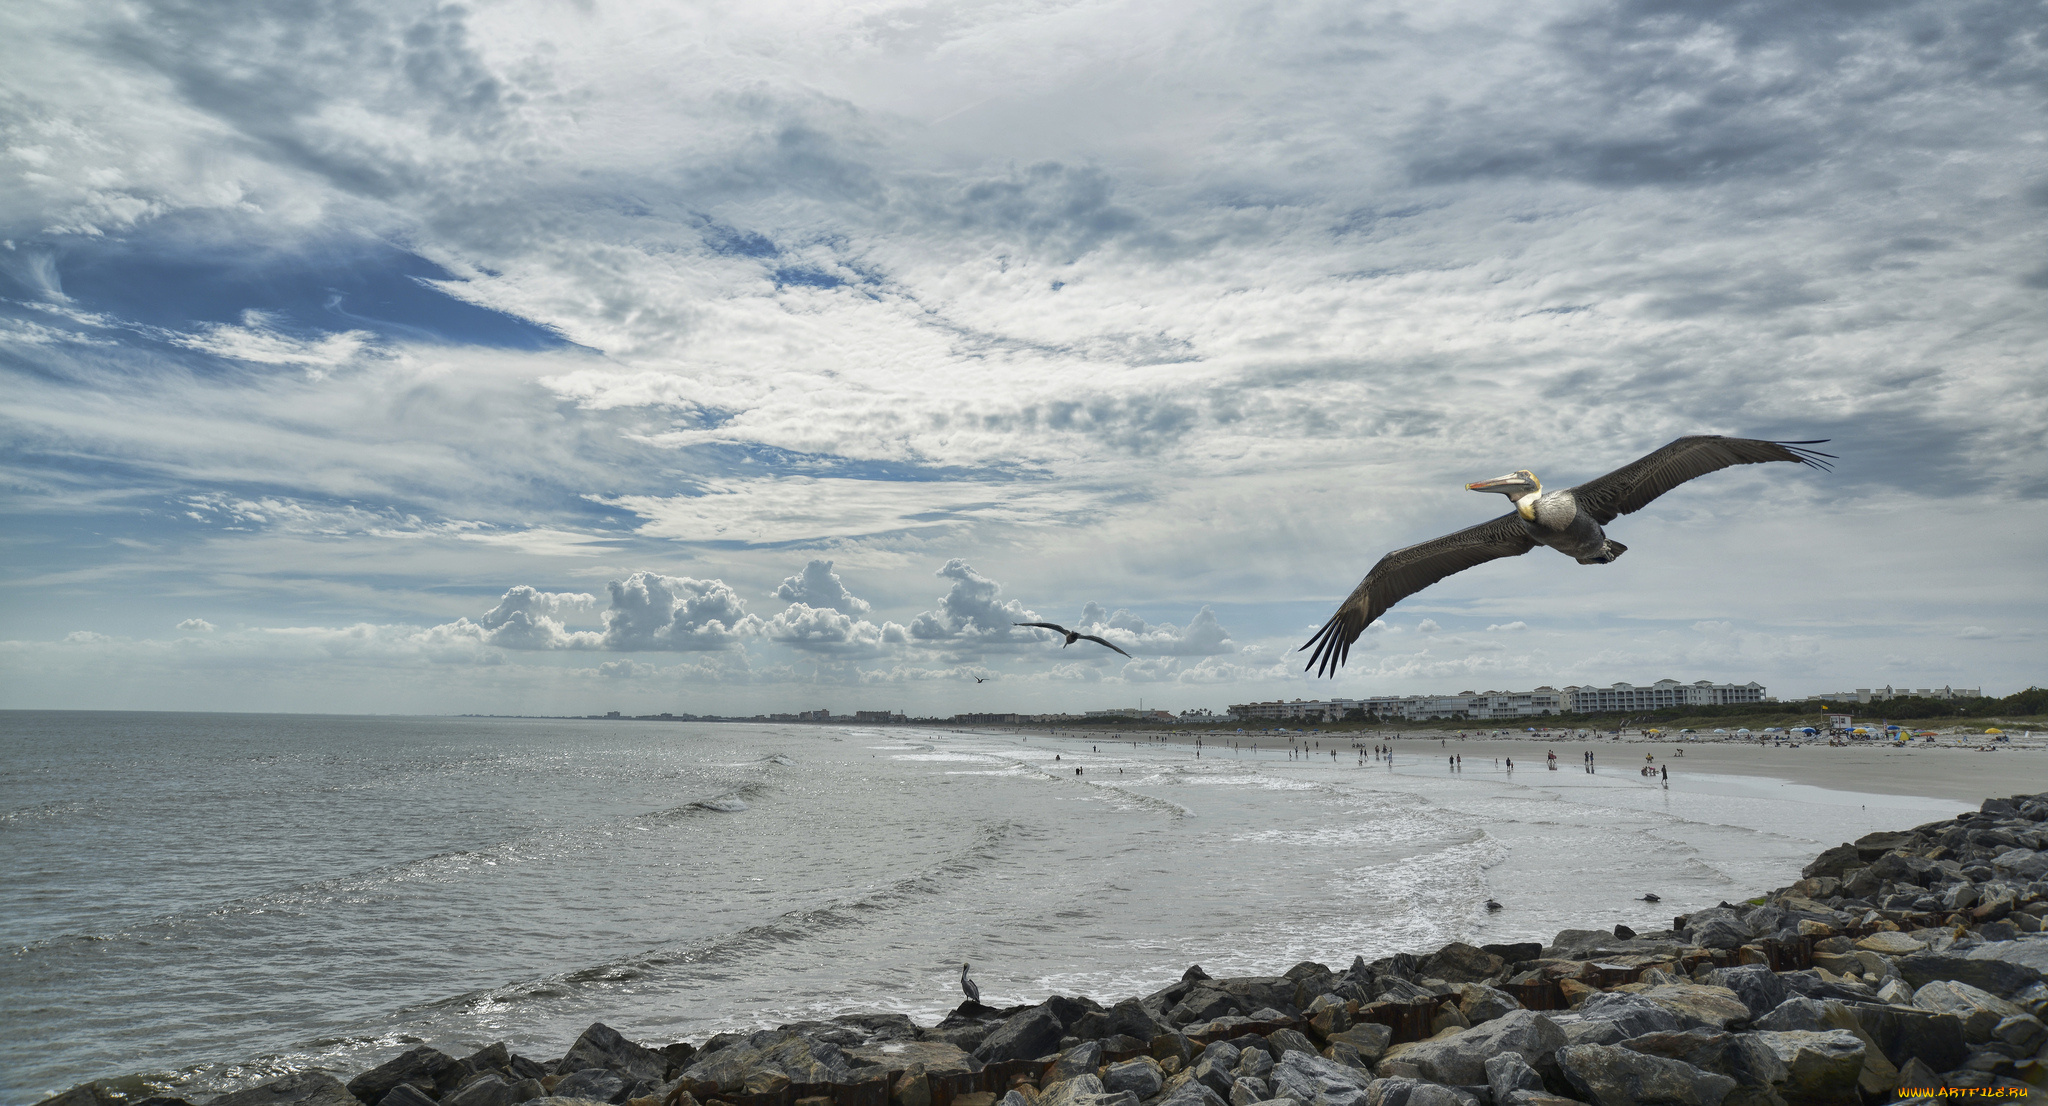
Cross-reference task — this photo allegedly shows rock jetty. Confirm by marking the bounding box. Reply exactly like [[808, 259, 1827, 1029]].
[[37, 792, 2048, 1106]]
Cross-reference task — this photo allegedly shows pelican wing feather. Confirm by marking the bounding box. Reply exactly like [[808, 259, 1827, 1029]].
[[1013, 621, 1069, 633], [1568, 436, 1833, 526], [1300, 512, 1537, 677], [1075, 634, 1133, 658]]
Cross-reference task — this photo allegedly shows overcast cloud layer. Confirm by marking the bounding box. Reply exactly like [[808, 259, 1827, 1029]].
[[3, 0, 2043, 715]]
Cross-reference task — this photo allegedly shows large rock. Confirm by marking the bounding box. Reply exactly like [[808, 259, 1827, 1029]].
[[1037, 1074, 1105, 1106], [1681, 909, 1756, 952], [1107, 999, 1167, 1043], [215, 1074, 365, 1106], [973, 1006, 1068, 1064], [1380, 1010, 1566, 1086], [348, 1048, 463, 1106], [1323, 1025, 1392, 1066], [845, 1042, 977, 1076], [1456, 984, 1521, 1024], [548, 1071, 623, 1105], [1991, 849, 2048, 880], [1047, 1043, 1103, 1085], [1483, 1052, 1545, 1102], [1911, 979, 2025, 1041], [561, 1025, 665, 1086], [1616, 1029, 1786, 1099], [1748, 1031, 1863, 1105], [1102, 1059, 1163, 1100], [1837, 1002, 1968, 1073], [1555, 1044, 1736, 1106], [1802, 844, 1863, 881], [441, 1077, 515, 1106], [1633, 985, 1751, 1031], [679, 1030, 854, 1092], [1556, 993, 1684, 1046], [1415, 944, 1505, 985], [1704, 968, 1786, 1021], [1266, 1053, 1373, 1106], [1895, 951, 2044, 998], [1358, 1082, 1474, 1106], [1153, 1080, 1226, 1106]]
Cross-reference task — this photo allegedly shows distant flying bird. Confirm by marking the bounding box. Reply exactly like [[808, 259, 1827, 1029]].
[[1014, 622, 1133, 657], [974, 675, 987, 683], [960, 962, 980, 1004], [1301, 436, 1833, 677]]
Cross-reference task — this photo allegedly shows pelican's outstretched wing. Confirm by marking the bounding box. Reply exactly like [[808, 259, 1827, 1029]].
[[1300, 512, 1537, 677], [1075, 634, 1133, 658], [1569, 436, 1833, 525], [1013, 621, 1069, 633]]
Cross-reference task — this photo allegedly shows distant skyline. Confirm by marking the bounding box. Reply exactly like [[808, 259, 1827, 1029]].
[[3, 0, 2044, 715]]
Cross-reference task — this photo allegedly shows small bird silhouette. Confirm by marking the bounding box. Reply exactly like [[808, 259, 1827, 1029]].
[[1640, 893, 1661, 903], [1485, 898, 1503, 912], [960, 961, 980, 1004], [974, 675, 987, 683], [1013, 622, 1132, 657]]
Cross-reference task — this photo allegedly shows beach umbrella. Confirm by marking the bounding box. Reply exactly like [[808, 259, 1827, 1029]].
[[1986, 727, 2004, 734], [1736, 728, 1750, 734]]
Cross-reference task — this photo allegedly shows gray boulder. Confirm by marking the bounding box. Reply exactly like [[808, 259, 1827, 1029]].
[[348, 1048, 462, 1106], [1483, 1052, 1545, 1102], [358, 1089, 430, 1106], [1457, 984, 1522, 1024], [1361, 1084, 1475, 1106], [1154, 1080, 1227, 1106], [1555, 993, 1685, 1046], [1748, 1031, 1862, 1105], [1382, 1010, 1566, 1086], [1229, 1079, 1269, 1106], [1895, 951, 2043, 998], [1322, 1025, 1392, 1066], [1102, 1058, 1163, 1099], [1556, 1044, 1737, 1106], [1704, 967, 1787, 1020], [547, 1072, 622, 1105], [1038, 1076, 1109, 1106], [214, 1074, 365, 1106], [1048, 1042, 1103, 1084], [1266, 1030, 1318, 1058], [1751, 997, 1828, 1033], [1912, 979, 2025, 1041], [561, 1025, 664, 1086], [973, 1006, 1068, 1064], [1269, 1051, 1374, 1106], [1616, 1029, 1786, 1099], [1233, 1049, 1274, 1081], [1682, 909, 1755, 952], [1108, 999, 1167, 1043], [442, 1079, 516, 1106], [1415, 944, 1506, 985], [678, 1030, 854, 1092], [1193, 1048, 1243, 1098]]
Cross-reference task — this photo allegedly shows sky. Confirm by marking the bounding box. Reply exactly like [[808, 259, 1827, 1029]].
[[2, 0, 2044, 717]]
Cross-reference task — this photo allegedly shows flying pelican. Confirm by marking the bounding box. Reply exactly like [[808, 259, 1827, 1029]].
[[1301, 436, 1832, 676], [960, 962, 980, 1004], [1014, 622, 1133, 657], [974, 676, 987, 684]]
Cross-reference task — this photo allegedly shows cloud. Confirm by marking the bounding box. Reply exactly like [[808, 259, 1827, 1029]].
[[774, 559, 871, 615], [600, 571, 762, 652], [1416, 619, 1442, 634], [907, 559, 1038, 644], [763, 602, 908, 655], [177, 618, 215, 632], [597, 659, 654, 678], [1076, 602, 1236, 656], [1486, 621, 1527, 633]]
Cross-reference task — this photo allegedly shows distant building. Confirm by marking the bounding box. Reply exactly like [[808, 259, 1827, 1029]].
[[797, 708, 831, 721], [1561, 680, 1765, 713], [853, 710, 906, 723], [952, 713, 1020, 724], [1227, 679, 1766, 722], [1085, 707, 1175, 721], [1812, 685, 1981, 704]]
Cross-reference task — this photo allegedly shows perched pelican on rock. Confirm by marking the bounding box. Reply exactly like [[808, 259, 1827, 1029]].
[[1302, 436, 1832, 676], [959, 962, 981, 1004]]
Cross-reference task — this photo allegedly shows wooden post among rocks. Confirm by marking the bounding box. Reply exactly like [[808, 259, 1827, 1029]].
[[33, 791, 2048, 1106]]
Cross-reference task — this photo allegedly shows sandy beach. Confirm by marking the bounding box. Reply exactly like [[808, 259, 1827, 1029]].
[[965, 726, 2048, 805]]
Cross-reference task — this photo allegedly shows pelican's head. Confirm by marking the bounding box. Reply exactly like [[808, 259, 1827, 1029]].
[[1466, 469, 1540, 498]]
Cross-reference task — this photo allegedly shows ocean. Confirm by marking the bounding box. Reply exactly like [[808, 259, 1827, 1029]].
[[0, 712, 1968, 1105]]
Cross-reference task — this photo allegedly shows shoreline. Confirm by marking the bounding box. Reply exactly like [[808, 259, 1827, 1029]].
[[35, 788, 2048, 1106], [924, 724, 2047, 805]]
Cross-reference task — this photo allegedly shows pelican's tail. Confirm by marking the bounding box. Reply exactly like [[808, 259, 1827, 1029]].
[[1578, 540, 1627, 565]]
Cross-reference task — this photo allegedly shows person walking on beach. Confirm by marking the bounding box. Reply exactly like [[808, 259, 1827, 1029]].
[[1506, 757, 1513, 771]]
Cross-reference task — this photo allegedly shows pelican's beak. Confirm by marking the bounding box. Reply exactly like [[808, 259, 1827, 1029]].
[[1465, 474, 1523, 491]]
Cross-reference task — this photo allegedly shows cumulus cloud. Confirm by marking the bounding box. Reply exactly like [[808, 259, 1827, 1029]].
[[1075, 602, 1236, 656], [177, 618, 215, 632], [907, 559, 1038, 643], [774, 559, 871, 615], [469, 585, 602, 649], [1487, 621, 1527, 633], [597, 659, 655, 678], [601, 572, 762, 652], [1416, 619, 1442, 634], [764, 602, 908, 655]]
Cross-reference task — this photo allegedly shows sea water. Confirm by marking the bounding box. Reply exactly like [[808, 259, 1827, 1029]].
[[0, 712, 1968, 1105]]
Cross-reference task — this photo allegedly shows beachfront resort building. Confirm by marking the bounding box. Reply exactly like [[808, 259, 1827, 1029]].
[[1811, 685, 1982, 704], [1228, 678, 1768, 722]]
